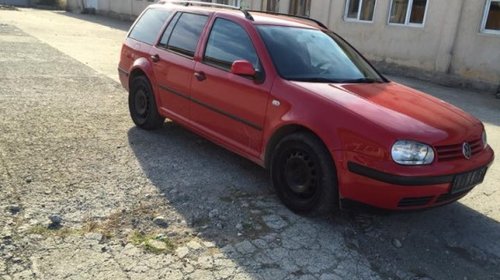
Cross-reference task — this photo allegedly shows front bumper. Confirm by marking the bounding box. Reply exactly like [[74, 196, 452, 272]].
[[336, 146, 495, 210]]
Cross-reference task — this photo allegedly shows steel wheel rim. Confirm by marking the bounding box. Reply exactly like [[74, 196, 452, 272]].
[[283, 149, 318, 199], [134, 89, 148, 117]]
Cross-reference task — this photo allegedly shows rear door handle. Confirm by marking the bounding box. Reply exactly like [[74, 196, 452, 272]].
[[150, 54, 160, 63], [194, 71, 206, 81]]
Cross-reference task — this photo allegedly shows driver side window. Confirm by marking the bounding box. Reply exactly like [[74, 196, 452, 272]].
[[204, 18, 260, 71]]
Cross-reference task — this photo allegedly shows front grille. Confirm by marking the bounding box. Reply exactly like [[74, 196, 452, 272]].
[[435, 138, 482, 162], [435, 190, 470, 204], [398, 196, 434, 207]]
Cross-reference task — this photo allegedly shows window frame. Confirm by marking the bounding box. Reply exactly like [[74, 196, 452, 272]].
[[480, 0, 500, 35], [158, 12, 209, 59], [387, 0, 429, 27], [202, 17, 262, 74], [157, 12, 181, 49], [344, 0, 377, 23]]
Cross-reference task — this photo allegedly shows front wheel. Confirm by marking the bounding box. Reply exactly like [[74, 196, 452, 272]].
[[129, 75, 164, 130], [270, 132, 339, 216]]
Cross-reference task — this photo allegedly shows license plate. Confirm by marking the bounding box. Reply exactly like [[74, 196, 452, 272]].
[[451, 167, 487, 194]]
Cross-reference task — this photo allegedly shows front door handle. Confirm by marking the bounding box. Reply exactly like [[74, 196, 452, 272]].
[[194, 71, 206, 81], [150, 54, 160, 63]]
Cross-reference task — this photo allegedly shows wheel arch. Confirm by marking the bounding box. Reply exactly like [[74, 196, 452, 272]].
[[264, 124, 333, 170], [129, 68, 148, 89], [127, 57, 162, 110], [128, 57, 156, 91]]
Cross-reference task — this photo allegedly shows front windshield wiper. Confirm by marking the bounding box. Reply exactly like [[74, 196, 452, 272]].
[[336, 78, 382, 83], [289, 77, 342, 83], [289, 77, 384, 83]]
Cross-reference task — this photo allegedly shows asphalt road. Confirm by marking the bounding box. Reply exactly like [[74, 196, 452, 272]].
[[0, 8, 499, 280]]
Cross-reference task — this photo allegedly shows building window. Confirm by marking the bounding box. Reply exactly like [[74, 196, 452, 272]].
[[289, 0, 311, 17], [266, 0, 280, 12], [345, 0, 376, 22], [389, 0, 428, 26], [481, 0, 500, 34]]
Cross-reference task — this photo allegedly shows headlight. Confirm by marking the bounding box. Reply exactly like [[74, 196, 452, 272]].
[[482, 130, 488, 149], [391, 140, 435, 165]]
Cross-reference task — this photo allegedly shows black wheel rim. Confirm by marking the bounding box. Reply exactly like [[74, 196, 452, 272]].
[[281, 148, 318, 200], [134, 88, 149, 120]]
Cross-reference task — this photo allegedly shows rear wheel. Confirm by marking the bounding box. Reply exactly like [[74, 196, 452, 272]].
[[129, 75, 164, 130], [270, 132, 338, 216]]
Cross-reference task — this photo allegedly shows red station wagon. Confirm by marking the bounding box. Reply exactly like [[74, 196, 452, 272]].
[[118, 1, 494, 214]]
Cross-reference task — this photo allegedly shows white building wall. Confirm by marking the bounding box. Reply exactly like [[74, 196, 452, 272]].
[[279, 0, 290, 13], [450, 0, 500, 84], [308, 0, 499, 88], [323, 0, 459, 72]]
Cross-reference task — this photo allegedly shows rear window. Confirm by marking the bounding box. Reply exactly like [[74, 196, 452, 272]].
[[129, 8, 173, 45]]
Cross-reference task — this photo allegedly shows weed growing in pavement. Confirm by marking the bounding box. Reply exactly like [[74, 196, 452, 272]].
[[129, 231, 175, 254]]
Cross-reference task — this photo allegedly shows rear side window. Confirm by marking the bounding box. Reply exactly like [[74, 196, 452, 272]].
[[129, 8, 173, 45], [165, 13, 208, 57], [204, 18, 259, 70]]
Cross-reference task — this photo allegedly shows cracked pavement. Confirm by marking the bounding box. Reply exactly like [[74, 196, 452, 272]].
[[1, 8, 499, 280]]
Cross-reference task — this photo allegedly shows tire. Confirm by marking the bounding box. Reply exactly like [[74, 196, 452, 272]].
[[270, 132, 339, 216], [128, 75, 164, 130]]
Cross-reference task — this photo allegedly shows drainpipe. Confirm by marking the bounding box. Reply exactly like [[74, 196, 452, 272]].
[[446, 0, 465, 74], [326, 0, 333, 28]]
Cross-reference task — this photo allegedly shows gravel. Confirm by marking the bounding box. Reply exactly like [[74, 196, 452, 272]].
[[262, 214, 288, 230], [153, 216, 169, 228], [48, 215, 62, 227], [6, 205, 20, 215], [392, 238, 403, 249]]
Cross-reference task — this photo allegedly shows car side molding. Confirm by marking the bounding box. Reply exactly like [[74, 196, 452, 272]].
[[347, 162, 454, 186]]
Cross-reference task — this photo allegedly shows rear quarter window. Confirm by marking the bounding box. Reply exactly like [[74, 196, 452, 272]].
[[129, 8, 173, 45]]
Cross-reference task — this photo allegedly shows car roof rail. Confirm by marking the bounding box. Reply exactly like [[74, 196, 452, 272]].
[[246, 10, 327, 29], [159, 0, 239, 10], [157, 0, 254, 21]]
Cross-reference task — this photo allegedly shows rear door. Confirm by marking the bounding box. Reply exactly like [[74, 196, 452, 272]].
[[190, 17, 271, 155], [151, 12, 209, 120]]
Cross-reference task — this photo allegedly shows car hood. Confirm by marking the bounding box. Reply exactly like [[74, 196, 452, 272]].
[[291, 81, 482, 144]]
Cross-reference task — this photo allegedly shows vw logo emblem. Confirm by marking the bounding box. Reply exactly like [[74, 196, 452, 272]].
[[462, 142, 472, 159]]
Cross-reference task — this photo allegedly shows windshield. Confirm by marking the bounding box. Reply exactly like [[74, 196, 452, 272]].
[[257, 25, 385, 83]]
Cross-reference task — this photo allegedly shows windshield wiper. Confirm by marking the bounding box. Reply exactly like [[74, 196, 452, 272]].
[[336, 78, 382, 83], [289, 77, 384, 83], [289, 77, 341, 83]]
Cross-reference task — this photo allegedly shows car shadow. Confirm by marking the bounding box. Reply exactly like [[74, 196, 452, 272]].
[[128, 122, 500, 279], [59, 11, 131, 32]]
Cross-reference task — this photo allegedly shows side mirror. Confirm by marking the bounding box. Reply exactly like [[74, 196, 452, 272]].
[[230, 60, 256, 77]]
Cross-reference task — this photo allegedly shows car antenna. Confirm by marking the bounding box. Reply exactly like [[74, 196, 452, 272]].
[[246, 10, 327, 29], [241, 9, 254, 21]]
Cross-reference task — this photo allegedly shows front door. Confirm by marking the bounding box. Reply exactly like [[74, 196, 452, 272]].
[[190, 17, 270, 155]]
